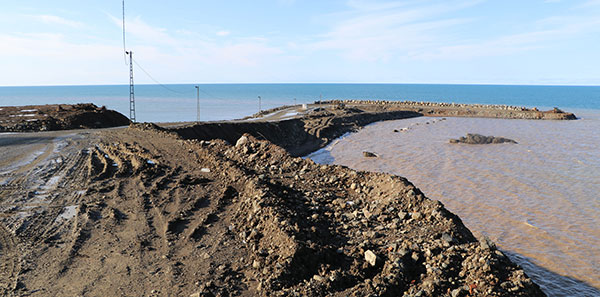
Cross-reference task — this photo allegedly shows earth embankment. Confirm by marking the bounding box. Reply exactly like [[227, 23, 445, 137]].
[[0, 103, 130, 132], [171, 109, 422, 156]]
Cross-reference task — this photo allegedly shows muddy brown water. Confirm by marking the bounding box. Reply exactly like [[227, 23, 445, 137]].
[[308, 110, 600, 296]]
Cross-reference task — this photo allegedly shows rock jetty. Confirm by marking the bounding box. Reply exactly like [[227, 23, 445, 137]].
[[314, 100, 577, 120]]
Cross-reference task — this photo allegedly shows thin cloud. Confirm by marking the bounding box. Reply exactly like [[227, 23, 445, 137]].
[[577, 0, 600, 7], [416, 15, 600, 60], [309, 0, 480, 61], [310, 0, 600, 62], [109, 14, 177, 46], [277, 0, 296, 6], [107, 13, 286, 72], [26, 14, 83, 28]]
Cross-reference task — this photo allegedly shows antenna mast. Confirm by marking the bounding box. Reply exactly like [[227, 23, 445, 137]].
[[123, 0, 136, 122], [127, 51, 136, 122]]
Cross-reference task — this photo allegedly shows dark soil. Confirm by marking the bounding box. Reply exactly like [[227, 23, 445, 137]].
[[0, 103, 130, 132]]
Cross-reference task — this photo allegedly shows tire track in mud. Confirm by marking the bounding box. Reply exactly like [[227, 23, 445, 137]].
[[0, 136, 59, 295], [0, 224, 20, 294], [8, 139, 88, 243], [0, 134, 92, 295]]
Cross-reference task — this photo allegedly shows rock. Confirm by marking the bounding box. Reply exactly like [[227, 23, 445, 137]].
[[362, 151, 377, 158], [236, 135, 249, 147], [451, 287, 465, 297], [398, 211, 407, 220], [449, 133, 517, 144], [479, 236, 497, 250], [411, 212, 422, 220], [441, 233, 454, 244], [364, 250, 378, 266]]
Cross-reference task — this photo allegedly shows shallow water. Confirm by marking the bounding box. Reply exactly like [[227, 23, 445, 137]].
[[308, 110, 600, 296]]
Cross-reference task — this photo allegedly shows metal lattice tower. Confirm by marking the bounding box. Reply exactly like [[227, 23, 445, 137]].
[[127, 51, 136, 122]]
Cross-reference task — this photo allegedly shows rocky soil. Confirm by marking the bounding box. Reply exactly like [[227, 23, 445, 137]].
[[0, 121, 545, 296], [449, 134, 518, 144], [171, 108, 421, 157], [0, 103, 130, 132], [316, 100, 577, 120]]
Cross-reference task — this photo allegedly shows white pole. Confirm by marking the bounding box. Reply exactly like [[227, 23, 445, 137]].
[[258, 96, 262, 113], [195, 86, 200, 122]]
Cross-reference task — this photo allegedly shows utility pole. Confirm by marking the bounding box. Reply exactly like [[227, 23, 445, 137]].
[[195, 86, 200, 122], [126, 51, 136, 122], [258, 96, 262, 113]]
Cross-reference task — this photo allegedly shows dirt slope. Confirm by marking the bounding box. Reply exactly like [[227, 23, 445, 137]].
[[171, 109, 422, 157], [0, 124, 545, 296]]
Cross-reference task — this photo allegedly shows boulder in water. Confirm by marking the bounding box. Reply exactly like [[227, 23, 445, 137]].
[[363, 151, 378, 157], [449, 133, 517, 144]]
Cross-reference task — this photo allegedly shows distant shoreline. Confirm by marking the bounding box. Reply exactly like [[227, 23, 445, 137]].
[[168, 100, 576, 157]]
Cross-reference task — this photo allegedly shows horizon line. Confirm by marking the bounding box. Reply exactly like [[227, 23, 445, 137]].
[[2, 82, 600, 88]]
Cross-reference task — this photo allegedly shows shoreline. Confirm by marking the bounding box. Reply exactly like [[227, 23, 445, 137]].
[[0, 102, 556, 296], [305, 114, 600, 296], [166, 100, 576, 157]]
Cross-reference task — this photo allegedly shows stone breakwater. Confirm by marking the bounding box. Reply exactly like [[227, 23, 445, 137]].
[[315, 100, 577, 120]]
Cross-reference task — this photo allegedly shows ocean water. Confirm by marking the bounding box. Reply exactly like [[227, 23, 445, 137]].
[[2, 83, 600, 295], [308, 110, 600, 296], [0, 84, 599, 122]]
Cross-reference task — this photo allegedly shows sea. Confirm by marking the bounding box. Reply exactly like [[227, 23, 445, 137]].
[[1, 83, 599, 296]]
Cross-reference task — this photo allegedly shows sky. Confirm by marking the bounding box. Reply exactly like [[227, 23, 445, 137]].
[[1, 0, 599, 86]]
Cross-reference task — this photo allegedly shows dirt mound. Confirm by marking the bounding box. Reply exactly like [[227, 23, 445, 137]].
[[0, 124, 544, 296], [0, 103, 130, 132], [171, 110, 422, 157], [449, 134, 518, 144]]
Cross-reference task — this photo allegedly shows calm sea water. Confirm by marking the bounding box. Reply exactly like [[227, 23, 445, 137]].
[[0, 84, 598, 122], [2, 84, 599, 295]]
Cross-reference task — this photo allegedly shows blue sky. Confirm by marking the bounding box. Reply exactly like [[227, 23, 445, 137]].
[[1, 0, 599, 86]]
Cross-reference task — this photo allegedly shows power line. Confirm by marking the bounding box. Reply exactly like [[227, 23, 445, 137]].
[[122, 0, 135, 122], [120, 0, 224, 104], [132, 59, 187, 95], [195, 87, 228, 101]]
